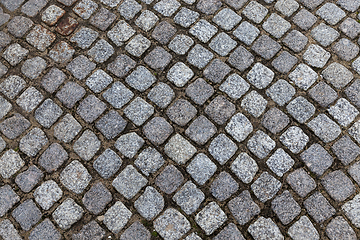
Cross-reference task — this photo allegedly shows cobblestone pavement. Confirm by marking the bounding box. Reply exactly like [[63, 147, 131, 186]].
[[1, 0, 360, 239]]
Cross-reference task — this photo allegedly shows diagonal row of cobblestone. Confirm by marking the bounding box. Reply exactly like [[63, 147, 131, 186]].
[[1, 0, 360, 239]]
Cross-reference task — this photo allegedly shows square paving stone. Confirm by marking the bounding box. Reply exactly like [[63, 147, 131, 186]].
[[0, 113, 30, 139], [211, 171, 239, 201], [289, 63, 318, 90], [15, 165, 43, 192], [167, 62, 194, 87], [12, 199, 42, 231], [228, 190, 260, 225], [73, 130, 100, 161], [96, 110, 127, 139], [174, 7, 199, 28], [16, 87, 43, 112], [21, 0, 47, 16], [307, 114, 341, 143], [204, 59, 231, 83], [152, 21, 176, 44], [328, 98, 358, 127], [282, 30, 308, 53], [93, 149, 122, 179], [248, 217, 284, 240], [233, 21, 259, 45], [58, 0, 77, 6], [154, 0, 180, 16], [340, 18, 360, 39], [186, 78, 214, 105], [7, 16, 33, 37], [103, 81, 134, 109], [125, 34, 151, 57], [286, 169, 316, 198], [186, 153, 216, 185], [338, 0, 360, 11], [86, 70, 113, 93], [189, 19, 217, 43], [261, 108, 289, 134], [26, 25, 56, 51], [308, 81, 338, 107], [231, 152, 258, 184], [247, 63, 274, 89], [0, 185, 19, 217], [104, 201, 132, 234], [303, 44, 331, 68], [0, 31, 11, 51], [346, 79, 360, 107], [300, 143, 333, 176], [34, 99, 63, 128], [262, 13, 291, 38], [134, 186, 164, 220], [271, 190, 301, 225], [266, 79, 295, 106], [275, 0, 298, 16], [50, 41, 76, 63], [322, 170, 355, 202], [225, 113, 253, 142], [155, 165, 184, 194], [185, 233, 202, 240], [72, 221, 105, 240], [0, 149, 24, 179], [304, 192, 336, 223], [251, 35, 281, 60], [41, 67, 66, 93], [251, 172, 281, 202], [272, 51, 298, 73], [185, 115, 217, 145], [33, 180, 62, 210], [154, 208, 190, 239], [0, 0, 25, 11], [66, 55, 96, 80], [241, 91, 267, 118], [107, 20, 135, 46], [0, 75, 26, 99], [55, 16, 79, 36], [316, 3, 345, 25], [209, 33, 237, 56], [326, 216, 357, 240], [19, 127, 48, 157], [214, 223, 245, 240], [90, 7, 116, 30], [29, 218, 61, 240], [53, 114, 82, 143], [242, 1, 268, 24], [21, 57, 47, 80], [112, 165, 147, 199], [195, 202, 227, 235], [144, 47, 172, 70], [60, 160, 92, 194], [53, 198, 84, 230], [280, 126, 309, 154], [3, 43, 29, 66], [298, 0, 324, 9], [77, 95, 106, 123], [287, 96, 315, 124], [173, 181, 204, 215], [196, 0, 222, 15], [126, 66, 156, 92], [208, 133, 237, 165], [187, 44, 214, 69], [220, 74, 249, 100], [115, 132, 144, 158], [87, 39, 114, 63], [135, 10, 158, 31], [266, 149, 294, 177], [213, 8, 241, 30], [311, 23, 340, 47], [342, 194, 360, 228], [120, 221, 150, 240], [124, 97, 154, 126], [168, 34, 194, 55], [82, 182, 112, 214], [70, 27, 98, 49], [332, 135, 360, 165], [73, 0, 98, 20], [288, 216, 319, 240], [228, 46, 254, 72], [135, 147, 164, 176], [143, 117, 173, 145], [118, 0, 142, 20], [337, 37, 360, 61], [323, 62, 353, 89], [205, 95, 235, 125]]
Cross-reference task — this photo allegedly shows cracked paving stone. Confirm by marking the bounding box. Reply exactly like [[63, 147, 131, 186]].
[[247, 130, 275, 159], [82, 182, 112, 214], [307, 114, 341, 143], [15, 165, 43, 193], [185, 115, 216, 145], [186, 78, 214, 105], [120, 221, 150, 240], [280, 126, 309, 154], [104, 202, 132, 234], [0, 185, 20, 217], [195, 202, 226, 235], [211, 171, 239, 201], [154, 208, 190, 239], [251, 172, 281, 202], [208, 133, 237, 165], [112, 165, 147, 199], [73, 130, 100, 161], [0, 113, 30, 139], [301, 143, 333, 176], [228, 190, 260, 225], [143, 117, 173, 145], [34, 180, 62, 210], [39, 143, 68, 173], [134, 186, 164, 220], [60, 160, 92, 194], [173, 181, 204, 215], [304, 192, 336, 223], [248, 217, 284, 240], [53, 198, 84, 230], [135, 147, 165, 176], [187, 153, 216, 185], [41, 67, 66, 93], [16, 87, 43, 112], [115, 132, 144, 158], [93, 149, 122, 179], [72, 221, 105, 240], [42, 5, 65, 25], [96, 110, 127, 139], [155, 165, 184, 194], [288, 216, 319, 240], [12, 199, 42, 231]]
